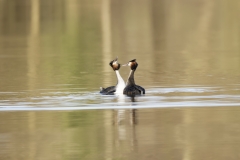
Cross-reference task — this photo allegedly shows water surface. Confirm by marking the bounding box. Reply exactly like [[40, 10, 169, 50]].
[[0, 0, 240, 159]]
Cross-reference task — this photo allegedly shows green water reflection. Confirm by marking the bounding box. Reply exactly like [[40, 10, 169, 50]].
[[0, 0, 239, 93], [0, 0, 240, 159], [1, 108, 240, 160]]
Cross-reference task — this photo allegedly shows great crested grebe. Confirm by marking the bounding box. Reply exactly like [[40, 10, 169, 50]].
[[123, 59, 145, 96], [100, 57, 125, 95]]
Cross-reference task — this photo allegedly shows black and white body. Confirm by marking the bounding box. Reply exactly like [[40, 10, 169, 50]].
[[100, 58, 125, 95], [123, 59, 145, 96]]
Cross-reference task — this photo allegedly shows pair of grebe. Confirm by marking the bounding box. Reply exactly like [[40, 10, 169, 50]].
[[100, 58, 145, 96]]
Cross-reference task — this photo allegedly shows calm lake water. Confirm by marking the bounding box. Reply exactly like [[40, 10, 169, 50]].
[[0, 0, 240, 159]]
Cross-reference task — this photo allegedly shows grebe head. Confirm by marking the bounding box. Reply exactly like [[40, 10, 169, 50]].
[[123, 59, 138, 70], [109, 57, 121, 71]]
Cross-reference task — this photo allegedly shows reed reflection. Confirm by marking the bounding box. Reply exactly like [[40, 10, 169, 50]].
[[0, 0, 240, 159]]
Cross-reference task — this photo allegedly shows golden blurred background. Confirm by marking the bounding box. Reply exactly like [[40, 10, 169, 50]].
[[0, 1, 240, 160], [0, 0, 239, 93]]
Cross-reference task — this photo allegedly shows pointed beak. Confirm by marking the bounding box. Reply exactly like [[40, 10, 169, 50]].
[[122, 63, 128, 66]]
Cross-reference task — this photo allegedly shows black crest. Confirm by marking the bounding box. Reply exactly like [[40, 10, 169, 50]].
[[109, 57, 121, 71], [129, 59, 138, 70]]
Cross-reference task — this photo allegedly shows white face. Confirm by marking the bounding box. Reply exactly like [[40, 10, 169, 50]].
[[128, 62, 132, 66], [113, 61, 118, 65]]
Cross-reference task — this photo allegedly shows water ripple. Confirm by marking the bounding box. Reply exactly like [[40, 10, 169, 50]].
[[0, 86, 240, 111]]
